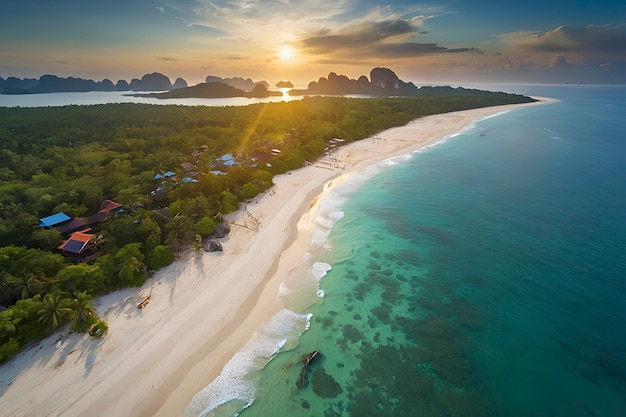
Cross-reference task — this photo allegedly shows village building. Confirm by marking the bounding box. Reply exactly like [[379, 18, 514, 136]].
[[39, 200, 122, 261], [57, 231, 94, 258], [39, 212, 71, 228]]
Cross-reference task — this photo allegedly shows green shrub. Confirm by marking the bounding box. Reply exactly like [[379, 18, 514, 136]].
[[146, 245, 175, 270], [89, 320, 108, 339], [0, 338, 21, 363]]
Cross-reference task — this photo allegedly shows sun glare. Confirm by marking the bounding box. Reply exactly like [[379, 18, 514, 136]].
[[278, 46, 295, 59]]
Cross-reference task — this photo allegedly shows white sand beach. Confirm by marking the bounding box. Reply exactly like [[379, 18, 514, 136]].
[[0, 98, 552, 417]]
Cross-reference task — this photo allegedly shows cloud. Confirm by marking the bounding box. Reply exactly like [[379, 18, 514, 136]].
[[187, 1, 446, 57], [158, 1, 475, 65], [302, 18, 422, 52], [175, 16, 191, 26], [370, 43, 478, 58], [498, 25, 626, 61], [191, 0, 351, 39], [299, 13, 476, 59], [549, 55, 570, 68], [154, 6, 165, 13], [158, 57, 178, 62]]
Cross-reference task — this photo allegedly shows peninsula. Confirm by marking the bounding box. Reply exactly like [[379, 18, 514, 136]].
[[0, 80, 542, 416], [0, 97, 552, 417]]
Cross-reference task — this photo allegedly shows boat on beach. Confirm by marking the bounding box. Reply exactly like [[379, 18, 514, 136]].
[[137, 290, 152, 309]]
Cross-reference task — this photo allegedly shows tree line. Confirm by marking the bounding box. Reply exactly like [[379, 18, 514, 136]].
[[0, 92, 535, 363]]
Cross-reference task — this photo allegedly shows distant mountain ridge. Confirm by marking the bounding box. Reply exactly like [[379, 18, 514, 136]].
[[130, 68, 414, 100], [0, 68, 417, 96], [128, 68, 510, 100], [0, 73, 181, 94], [0, 72, 271, 95], [291, 67, 419, 96], [0, 68, 526, 99]]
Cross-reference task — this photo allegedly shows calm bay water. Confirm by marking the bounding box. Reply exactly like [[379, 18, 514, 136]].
[[185, 85, 626, 417], [0, 90, 296, 108]]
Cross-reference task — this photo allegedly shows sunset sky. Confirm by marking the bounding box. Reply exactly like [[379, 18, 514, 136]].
[[2, 0, 625, 85]]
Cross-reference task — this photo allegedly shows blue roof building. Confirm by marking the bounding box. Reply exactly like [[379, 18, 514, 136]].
[[39, 212, 71, 228], [217, 154, 236, 166]]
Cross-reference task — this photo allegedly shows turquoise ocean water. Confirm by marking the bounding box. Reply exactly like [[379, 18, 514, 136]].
[[185, 86, 626, 417]]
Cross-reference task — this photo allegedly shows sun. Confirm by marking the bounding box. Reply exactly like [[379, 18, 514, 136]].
[[278, 46, 295, 59]]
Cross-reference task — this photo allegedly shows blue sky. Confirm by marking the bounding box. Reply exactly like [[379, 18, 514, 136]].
[[1, 0, 625, 84]]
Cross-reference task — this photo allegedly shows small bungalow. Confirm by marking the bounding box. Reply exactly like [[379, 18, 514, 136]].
[[153, 207, 170, 219], [39, 212, 71, 228], [217, 154, 236, 166], [98, 199, 123, 214], [152, 172, 177, 200], [58, 231, 94, 257], [210, 154, 238, 173], [82, 200, 123, 227], [55, 218, 88, 237], [192, 145, 208, 161], [39, 211, 87, 237], [181, 162, 195, 172]]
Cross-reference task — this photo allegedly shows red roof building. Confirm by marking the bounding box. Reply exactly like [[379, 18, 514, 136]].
[[58, 231, 94, 255], [99, 199, 122, 213]]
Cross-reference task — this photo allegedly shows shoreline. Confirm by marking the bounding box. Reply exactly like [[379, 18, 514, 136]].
[[0, 98, 554, 417]]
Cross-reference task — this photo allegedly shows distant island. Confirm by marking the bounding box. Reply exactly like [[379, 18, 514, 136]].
[[276, 81, 294, 88], [204, 76, 269, 91], [129, 82, 282, 99]]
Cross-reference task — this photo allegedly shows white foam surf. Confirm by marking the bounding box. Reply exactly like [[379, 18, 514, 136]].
[[183, 309, 310, 417]]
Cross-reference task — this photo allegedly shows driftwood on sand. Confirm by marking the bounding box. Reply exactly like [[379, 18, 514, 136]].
[[299, 350, 319, 387]]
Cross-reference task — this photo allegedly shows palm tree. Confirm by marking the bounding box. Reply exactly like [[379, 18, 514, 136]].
[[138, 214, 162, 249], [9, 273, 44, 300], [115, 243, 146, 287], [90, 233, 105, 252], [38, 294, 72, 332], [118, 255, 142, 283], [164, 215, 195, 250], [70, 291, 96, 331]]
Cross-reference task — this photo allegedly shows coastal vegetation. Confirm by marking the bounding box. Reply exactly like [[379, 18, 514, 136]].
[[0, 91, 534, 363], [132, 81, 281, 99]]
